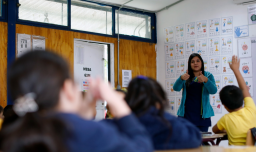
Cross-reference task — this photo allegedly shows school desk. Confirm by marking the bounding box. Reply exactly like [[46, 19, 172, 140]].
[[202, 133, 227, 145], [155, 146, 256, 152]]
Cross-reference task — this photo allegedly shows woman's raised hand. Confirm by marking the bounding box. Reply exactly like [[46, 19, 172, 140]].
[[181, 70, 190, 81]]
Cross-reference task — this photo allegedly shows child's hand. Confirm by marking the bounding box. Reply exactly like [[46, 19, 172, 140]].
[[181, 70, 190, 80], [229, 55, 240, 71]]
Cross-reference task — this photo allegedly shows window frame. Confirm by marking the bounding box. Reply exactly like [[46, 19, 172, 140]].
[[15, 0, 156, 43], [0, 0, 7, 21]]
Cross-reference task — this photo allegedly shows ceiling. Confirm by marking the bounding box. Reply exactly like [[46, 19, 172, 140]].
[[91, 0, 182, 12]]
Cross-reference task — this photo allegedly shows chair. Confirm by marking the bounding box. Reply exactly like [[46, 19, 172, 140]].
[[246, 128, 256, 146]]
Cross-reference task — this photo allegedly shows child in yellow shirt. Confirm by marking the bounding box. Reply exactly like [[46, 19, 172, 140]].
[[212, 55, 256, 145]]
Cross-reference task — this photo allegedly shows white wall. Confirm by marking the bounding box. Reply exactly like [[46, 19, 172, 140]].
[[156, 0, 256, 146]]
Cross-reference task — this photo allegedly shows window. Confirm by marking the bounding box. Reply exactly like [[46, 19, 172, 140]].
[[116, 10, 151, 39], [0, 0, 2, 17], [71, 0, 112, 35], [18, 0, 68, 26]]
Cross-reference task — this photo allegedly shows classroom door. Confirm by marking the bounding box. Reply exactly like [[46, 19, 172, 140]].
[[74, 39, 106, 120]]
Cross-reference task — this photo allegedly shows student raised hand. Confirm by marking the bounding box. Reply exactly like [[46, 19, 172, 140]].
[[229, 55, 240, 71], [89, 78, 131, 119], [197, 71, 208, 83], [181, 70, 190, 80]]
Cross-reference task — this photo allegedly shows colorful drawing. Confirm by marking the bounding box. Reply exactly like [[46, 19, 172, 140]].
[[242, 65, 249, 74]]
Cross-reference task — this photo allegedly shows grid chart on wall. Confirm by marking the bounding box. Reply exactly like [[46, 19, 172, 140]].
[[164, 16, 254, 116]]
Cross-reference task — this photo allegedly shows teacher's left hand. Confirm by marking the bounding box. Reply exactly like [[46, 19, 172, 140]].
[[197, 71, 208, 83]]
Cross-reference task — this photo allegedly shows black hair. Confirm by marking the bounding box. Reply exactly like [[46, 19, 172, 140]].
[[0, 50, 70, 152], [0, 113, 67, 152], [2, 105, 18, 128], [219, 85, 243, 110], [125, 77, 168, 117], [186, 53, 204, 87], [8, 50, 70, 110], [0, 105, 3, 114]]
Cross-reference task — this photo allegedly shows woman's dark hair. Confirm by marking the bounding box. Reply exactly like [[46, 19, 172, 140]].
[[0, 50, 70, 152], [0, 113, 67, 152], [186, 53, 205, 87], [125, 76, 168, 118]]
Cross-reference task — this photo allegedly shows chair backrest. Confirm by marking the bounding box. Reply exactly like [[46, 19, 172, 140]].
[[246, 128, 256, 146]]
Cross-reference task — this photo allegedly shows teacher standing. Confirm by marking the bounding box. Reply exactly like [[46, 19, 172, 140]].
[[173, 53, 217, 132]]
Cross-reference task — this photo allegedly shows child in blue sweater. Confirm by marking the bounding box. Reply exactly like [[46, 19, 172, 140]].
[[0, 51, 153, 152], [124, 76, 202, 150]]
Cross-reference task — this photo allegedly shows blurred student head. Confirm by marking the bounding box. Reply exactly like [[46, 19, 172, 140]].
[[0, 105, 4, 119], [125, 76, 168, 117]]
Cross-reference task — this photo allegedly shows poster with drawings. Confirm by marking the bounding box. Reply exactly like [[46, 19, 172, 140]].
[[209, 18, 220, 37], [196, 39, 208, 56], [164, 26, 175, 43], [175, 24, 185, 42], [215, 76, 222, 93], [221, 37, 233, 55], [196, 20, 207, 38], [165, 79, 176, 96], [166, 61, 176, 78], [176, 97, 182, 113], [209, 38, 220, 56], [165, 44, 175, 61], [176, 60, 185, 77], [209, 57, 221, 74], [202, 56, 208, 71], [221, 56, 233, 74], [234, 25, 249, 38], [248, 4, 256, 25], [221, 16, 233, 35], [244, 78, 254, 97], [222, 75, 235, 87], [210, 95, 222, 114], [17, 34, 32, 57], [238, 38, 252, 58], [168, 97, 176, 115], [185, 22, 196, 40], [175, 42, 184, 59], [240, 58, 253, 78], [185, 40, 195, 58]]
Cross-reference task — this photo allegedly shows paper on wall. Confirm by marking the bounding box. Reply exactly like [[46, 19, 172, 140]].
[[215, 76, 222, 93], [238, 38, 252, 58], [185, 22, 196, 40], [209, 56, 221, 74], [221, 16, 233, 35], [175, 42, 185, 59], [164, 26, 175, 43], [209, 37, 220, 56], [175, 24, 185, 42], [196, 20, 207, 38], [185, 40, 195, 58], [221, 37, 233, 55], [209, 18, 220, 37], [244, 78, 254, 97], [165, 44, 175, 61], [196, 39, 208, 56], [166, 61, 176, 78], [175, 60, 185, 77], [32, 36, 45, 51], [240, 58, 253, 78], [210, 94, 222, 114], [176, 97, 182, 114], [122, 70, 132, 87], [17, 34, 31, 57], [165, 79, 176, 96], [201, 56, 208, 71], [248, 4, 256, 25], [168, 97, 176, 115], [234, 25, 249, 38], [221, 56, 233, 74], [222, 75, 235, 87]]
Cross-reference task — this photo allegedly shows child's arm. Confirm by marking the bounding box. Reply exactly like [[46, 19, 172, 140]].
[[229, 55, 251, 98]]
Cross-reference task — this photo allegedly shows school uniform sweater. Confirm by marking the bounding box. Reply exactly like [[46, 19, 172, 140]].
[[136, 107, 202, 150], [56, 113, 153, 152]]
